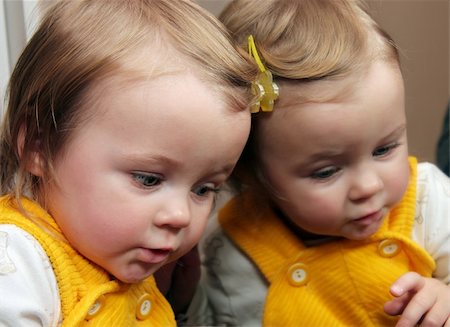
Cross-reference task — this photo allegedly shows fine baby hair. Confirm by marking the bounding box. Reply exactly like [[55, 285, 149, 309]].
[[185, 0, 450, 326], [0, 0, 257, 325]]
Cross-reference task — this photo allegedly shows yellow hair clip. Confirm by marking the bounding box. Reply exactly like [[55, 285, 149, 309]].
[[248, 35, 279, 113]]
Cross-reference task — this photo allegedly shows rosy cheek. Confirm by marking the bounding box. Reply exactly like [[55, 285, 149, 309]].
[[182, 220, 207, 249], [389, 166, 410, 204], [193, 222, 208, 243]]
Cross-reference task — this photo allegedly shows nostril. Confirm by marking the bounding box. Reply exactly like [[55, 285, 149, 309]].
[[154, 208, 191, 229], [349, 178, 383, 202]]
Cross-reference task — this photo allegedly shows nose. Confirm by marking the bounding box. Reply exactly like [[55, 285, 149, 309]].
[[154, 194, 191, 229], [348, 166, 384, 202]]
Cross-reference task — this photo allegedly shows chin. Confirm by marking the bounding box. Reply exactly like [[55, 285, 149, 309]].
[[346, 234, 371, 241], [345, 228, 379, 241], [119, 273, 153, 284], [114, 266, 158, 284]]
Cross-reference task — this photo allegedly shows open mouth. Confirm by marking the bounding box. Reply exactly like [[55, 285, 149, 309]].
[[352, 209, 384, 226]]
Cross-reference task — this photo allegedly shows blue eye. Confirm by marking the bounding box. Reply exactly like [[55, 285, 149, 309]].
[[192, 184, 220, 197], [311, 166, 339, 180], [373, 142, 399, 157], [133, 173, 161, 187]]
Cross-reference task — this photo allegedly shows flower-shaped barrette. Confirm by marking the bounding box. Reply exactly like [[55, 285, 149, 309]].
[[248, 35, 279, 113]]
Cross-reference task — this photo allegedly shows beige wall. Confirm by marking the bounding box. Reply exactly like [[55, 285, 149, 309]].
[[368, 0, 449, 164], [199, 0, 450, 164]]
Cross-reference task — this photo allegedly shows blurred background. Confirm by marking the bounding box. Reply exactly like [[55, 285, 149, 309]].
[[1, 0, 449, 164]]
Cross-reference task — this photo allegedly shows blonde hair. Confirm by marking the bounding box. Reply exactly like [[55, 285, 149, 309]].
[[220, 0, 400, 191], [0, 0, 258, 207], [221, 0, 399, 80]]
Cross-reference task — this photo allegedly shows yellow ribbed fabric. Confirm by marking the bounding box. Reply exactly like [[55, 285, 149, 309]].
[[0, 196, 175, 326], [220, 157, 435, 327]]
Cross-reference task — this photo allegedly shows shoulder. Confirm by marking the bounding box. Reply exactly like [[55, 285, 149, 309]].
[[201, 213, 241, 270], [201, 211, 259, 274], [413, 163, 450, 284], [417, 161, 449, 183], [197, 214, 267, 326], [0, 224, 61, 326], [416, 162, 450, 214]]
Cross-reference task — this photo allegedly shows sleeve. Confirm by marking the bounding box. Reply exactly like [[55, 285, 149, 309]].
[[0, 225, 61, 327], [412, 163, 450, 284], [185, 215, 267, 327], [182, 282, 213, 326]]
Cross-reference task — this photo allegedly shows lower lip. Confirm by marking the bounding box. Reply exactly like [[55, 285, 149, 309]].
[[137, 248, 171, 264], [352, 210, 384, 227]]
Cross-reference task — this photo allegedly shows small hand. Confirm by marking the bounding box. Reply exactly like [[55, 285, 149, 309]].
[[384, 272, 450, 326], [154, 246, 201, 315]]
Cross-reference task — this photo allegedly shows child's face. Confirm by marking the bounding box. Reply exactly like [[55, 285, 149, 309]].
[[257, 61, 410, 240], [39, 72, 250, 283]]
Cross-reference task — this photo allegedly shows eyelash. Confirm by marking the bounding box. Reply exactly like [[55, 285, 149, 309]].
[[310, 142, 401, 180], [311, 166, 340, 180], [133, 173, 161, 187], [372, 142, 400, 157], [192, 185, 221, 197], [132, 173, 221, 197]]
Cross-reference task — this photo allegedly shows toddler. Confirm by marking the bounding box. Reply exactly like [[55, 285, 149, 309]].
[[0, 0, 257, 325], [187, 0, 450, 326]]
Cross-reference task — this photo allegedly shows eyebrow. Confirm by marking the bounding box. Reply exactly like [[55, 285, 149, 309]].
[[125, 153, 236, 177], [125, 154, 182, 169], [303, 151, 345, 165], [380, 124, 407, 142], [297, 125, 408, 166], [213, 164, 236, 177]]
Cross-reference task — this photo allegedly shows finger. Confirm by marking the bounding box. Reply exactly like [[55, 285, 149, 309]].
[[395, 293, 436, 327], [391, 272, 424, 297], [384, 292, 414, 316], [444, 314, 450, 327], [419, 299, 450, 327]]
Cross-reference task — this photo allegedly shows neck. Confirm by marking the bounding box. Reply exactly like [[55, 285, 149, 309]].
[[273, 205, 342, 246]]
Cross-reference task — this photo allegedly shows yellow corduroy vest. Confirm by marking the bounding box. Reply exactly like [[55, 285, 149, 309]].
[[0, 196, 175, 327], [220, 157, 435, 327]]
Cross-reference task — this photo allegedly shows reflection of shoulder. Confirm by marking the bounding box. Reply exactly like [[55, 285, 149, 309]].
[[414, 162, 450, 249], [415, 162, 450, 284], [416, 162, 450, 208], [416, 162, 449, 224]]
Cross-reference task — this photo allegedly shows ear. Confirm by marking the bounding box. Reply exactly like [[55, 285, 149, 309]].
[[17, 125, 44, 177]]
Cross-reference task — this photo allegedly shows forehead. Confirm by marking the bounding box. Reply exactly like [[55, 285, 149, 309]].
[[257, 61, 405, 151], [86, 68, 227, 122], [62, 69, 249, 172], [80, 49, 212, 119]]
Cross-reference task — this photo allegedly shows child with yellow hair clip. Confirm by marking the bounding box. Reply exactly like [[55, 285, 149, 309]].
[[185, 0, 450, 326]]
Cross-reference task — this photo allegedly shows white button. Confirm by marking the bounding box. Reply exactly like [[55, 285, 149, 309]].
[[136, 293, 152, 320], [378, 239, 401, 258], [287, 263, 308, 286], [86, 296, 104, 319]]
